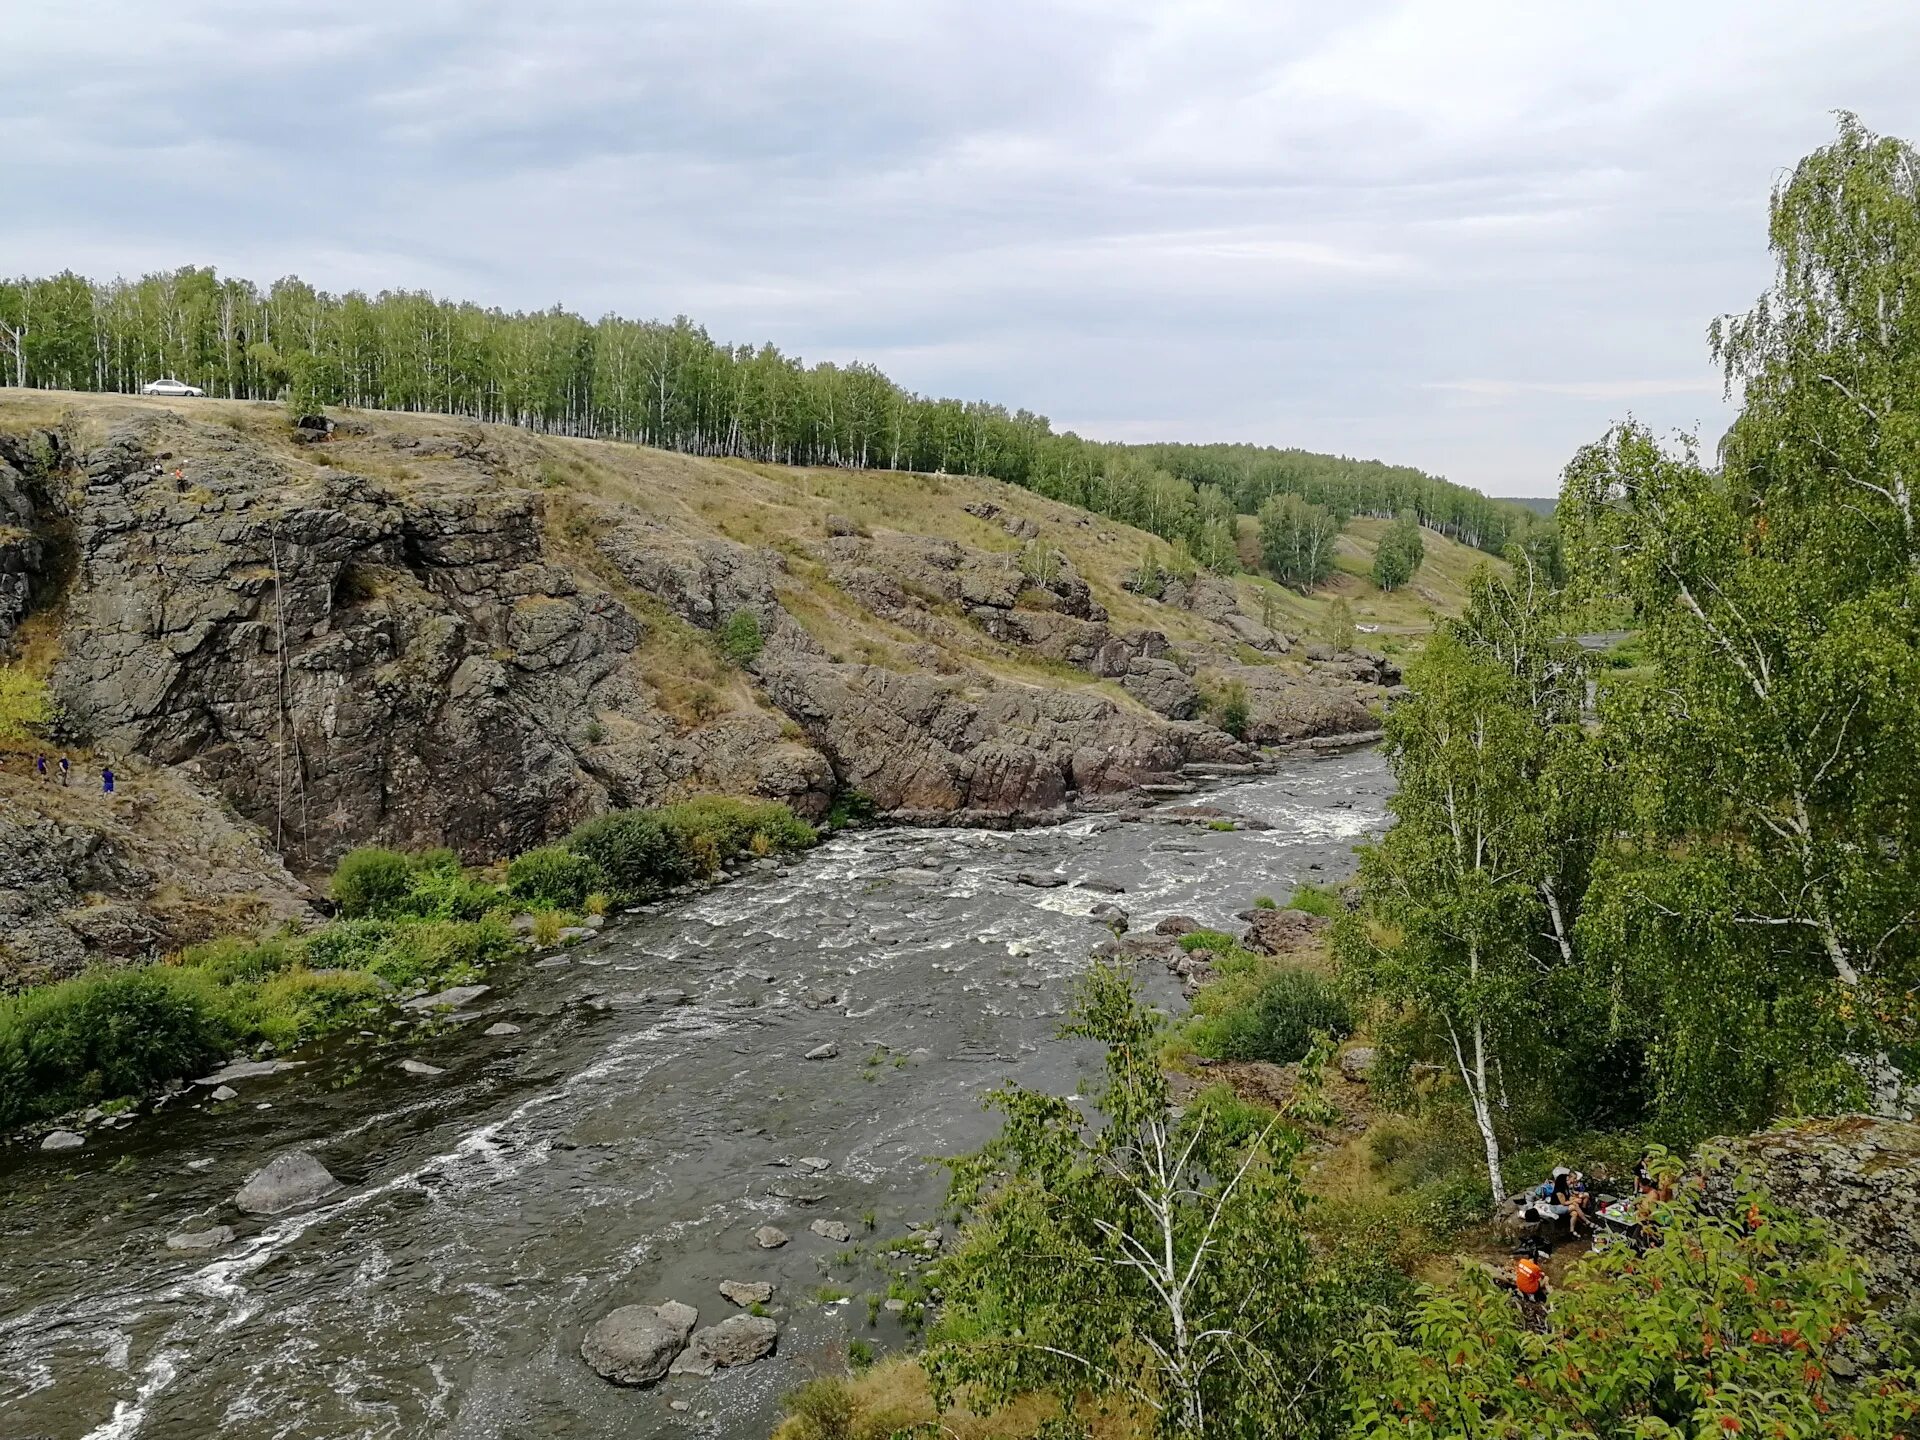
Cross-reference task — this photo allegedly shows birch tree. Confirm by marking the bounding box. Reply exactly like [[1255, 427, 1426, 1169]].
[[928, 962, 1344, 1440], [1560, 116, 1920, 1127]]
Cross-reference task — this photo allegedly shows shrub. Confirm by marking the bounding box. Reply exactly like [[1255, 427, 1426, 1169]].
[[530, 911, 567, 946], [825, 788, 876, 830], [299, 917, 400, 972], [720, 609, 764, 664], [330, 847, 415, 918], [507, 845, 600, 910], [1216, 680, 1251, 740], [0, 664, 51, 746], [181, 935, 301, 984], [412, 847, 462, 874], [0, 967, 237, 1126], [1187, 965, 1351, 1065], [1253, 894, 1278, 909], [238, 967, 381, 1049], [583, 891, 610, 917], [401, 864, 500, 921], [565, 810, 684, 900], [378, 917, 516, 988]]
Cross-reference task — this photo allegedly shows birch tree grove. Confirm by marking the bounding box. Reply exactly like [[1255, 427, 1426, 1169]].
[[1561, 115, 1920, 1130], [929, 963, 1346, 1440], [0, 268, 1542, 569]]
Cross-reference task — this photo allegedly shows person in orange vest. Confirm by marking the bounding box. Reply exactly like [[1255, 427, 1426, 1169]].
[[1514, 1253, 1549, 1303]]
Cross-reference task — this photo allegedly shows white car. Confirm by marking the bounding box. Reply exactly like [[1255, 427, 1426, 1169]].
[[141, 378, 205, 397]]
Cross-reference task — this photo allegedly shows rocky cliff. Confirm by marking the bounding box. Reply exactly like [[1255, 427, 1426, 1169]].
[[0, 392, 1408, 983]]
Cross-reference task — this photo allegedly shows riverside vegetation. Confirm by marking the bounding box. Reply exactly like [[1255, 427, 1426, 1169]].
[[0, 796, 815, 1129], [774, 117, 1920, 1440]]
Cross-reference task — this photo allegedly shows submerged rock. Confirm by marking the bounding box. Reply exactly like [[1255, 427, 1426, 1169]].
[[810, 1219, 852, 1243], [669, 1314, 777, 1376], [581, 1300, 698, 1387], [717, 1280, 773, 1307], [397, 1059, 445, 1076], [483, 1022, 521, 1036], [796, 1156, 830, 1171], [803, 1042, 838, 1061], [753, 1225, 789, 1249], [166, 1225, 235, 1251], [235, 1150, 341, 1215], [403, 984, 490, 1012]]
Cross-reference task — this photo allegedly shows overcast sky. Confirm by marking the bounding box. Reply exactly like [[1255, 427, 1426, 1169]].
[[5, 2, 1918, 495]]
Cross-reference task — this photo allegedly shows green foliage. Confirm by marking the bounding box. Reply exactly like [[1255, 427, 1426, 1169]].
[[1287, 882, 1344, 918], [565, 810, 682, 900], [1369, 510, 1426, 591], [720, 608, 764, 664], [780, 1377, 856, 1440], [1253, 894, 1278, 909], [507, 845, 600, 910], [1320, 596, 1357, 653], [329, 847, 415, 918], [1215, 679, 1251, 740], [9, 268, 1549, 570], [929, 962, 1350, 1438], [0, 967, 237, 1126], [1348, 1182, 1920, 1439], [826, 788, 877, 830], [398, 864, 499, 921], [1178, 928, 1240, 954], [1554, 116, 1920, 1130], [565, 797, 814, 900], [0, 664, 51, 745], [1185, 961, 1352, 1066], [1260, 492, 1342, 589]]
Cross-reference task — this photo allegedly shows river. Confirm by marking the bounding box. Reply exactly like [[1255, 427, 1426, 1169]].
[[0, 749, 1390, 1440]]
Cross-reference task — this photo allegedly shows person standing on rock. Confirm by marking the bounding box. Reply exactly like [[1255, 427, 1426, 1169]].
[[101, 764, 115, 794]]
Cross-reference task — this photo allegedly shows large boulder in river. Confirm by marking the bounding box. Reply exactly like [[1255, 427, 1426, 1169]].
[[1239, 906, 1329, 957], [235, 1150, 341, 1215], [669, 1313, 778, 1376], [581, 1300, 698, 1386]]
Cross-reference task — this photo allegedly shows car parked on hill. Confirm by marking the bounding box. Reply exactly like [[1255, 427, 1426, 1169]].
[[141, 378, 204, 397]]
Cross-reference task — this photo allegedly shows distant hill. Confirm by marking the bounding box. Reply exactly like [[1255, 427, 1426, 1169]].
[[1510, 497, 1557, 517]]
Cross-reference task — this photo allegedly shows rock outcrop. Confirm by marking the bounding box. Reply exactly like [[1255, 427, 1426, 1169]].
[[1700, 1114, 1920, 1302], [0, 396, 1397, 934]]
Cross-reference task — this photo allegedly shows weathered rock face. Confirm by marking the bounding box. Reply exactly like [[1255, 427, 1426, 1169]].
[[1700, 1115, 1920, 1301], [54, 416, 640, 863], [0, 767, 313, 987], [0, 449, 45, 642], [1238, 906, 1332, 957]]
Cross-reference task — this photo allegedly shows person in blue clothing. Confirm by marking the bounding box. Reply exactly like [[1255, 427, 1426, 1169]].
[[101, 764, 115, 794], [34, 753, 46, 780]]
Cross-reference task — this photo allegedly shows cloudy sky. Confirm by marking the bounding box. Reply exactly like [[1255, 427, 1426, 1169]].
[[6, 2, 1918, 495]]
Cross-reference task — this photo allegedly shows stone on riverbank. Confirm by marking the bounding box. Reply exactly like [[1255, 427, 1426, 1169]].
[[403, 983, 490, 1012], [754, 1226, 789, 1249], [810, 1219, 851, 1243], [40, 1129, 84, 1151], [669, 1314, 777, 1376], [581, 1301, 698, 1387], [718, 1280, 774, 1307], [235, 1150, 341, 1215]]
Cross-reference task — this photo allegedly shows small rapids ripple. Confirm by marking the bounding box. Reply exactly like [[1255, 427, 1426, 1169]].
[[0, 751, 1390, 1440]]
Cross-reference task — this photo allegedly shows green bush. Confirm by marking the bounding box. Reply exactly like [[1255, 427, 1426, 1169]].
[[1187, 965, 1351, 1065], [371, 917, 516, 989], [237, 968, 382, 1049], [330, 847, 415, 918], [180, 935, 301, 984], [299, 917, 400, 971], [412, 847, 462, 874], [508, 845, 601, 909], [1253, 894, 1278, 909], [0, 967, 238, 1126], [566, 810, 685, 900], [399, 864, 500, 921], [780, 1376, 855, 1440], [720, 608, 764, 663]]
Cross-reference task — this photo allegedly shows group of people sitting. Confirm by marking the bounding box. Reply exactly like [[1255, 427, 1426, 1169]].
[[1510, 1153, 1674, 1303], [1525, 1165, 1596, 1236]]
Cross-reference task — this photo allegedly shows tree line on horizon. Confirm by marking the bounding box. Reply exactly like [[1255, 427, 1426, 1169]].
[[0, 267, 1542, 576]]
